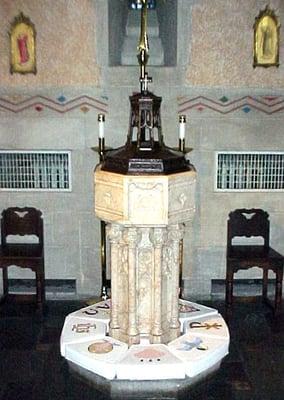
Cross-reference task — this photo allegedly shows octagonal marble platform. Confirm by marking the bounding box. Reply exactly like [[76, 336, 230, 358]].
[[60, 299, 229, 381]]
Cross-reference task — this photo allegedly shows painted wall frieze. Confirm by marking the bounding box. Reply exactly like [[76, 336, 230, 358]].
[[0, 95, 108, 114], [178, 95, 284, 115]]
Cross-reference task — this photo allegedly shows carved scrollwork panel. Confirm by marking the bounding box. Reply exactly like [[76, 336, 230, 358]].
[[128, 181, 166, 224]]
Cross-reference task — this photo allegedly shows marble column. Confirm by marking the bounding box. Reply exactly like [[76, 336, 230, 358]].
[[168, 224, 185, 339], [126, 227, 141, 345], [108, 224, 123, 337], [150, 227, 166, 343]]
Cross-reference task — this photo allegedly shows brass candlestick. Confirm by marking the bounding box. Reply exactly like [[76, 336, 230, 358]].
[[88, 114, 110, 303], [97, 114, 109, 300], [178, 115, 186, 299], [178, 138, 185, 153]]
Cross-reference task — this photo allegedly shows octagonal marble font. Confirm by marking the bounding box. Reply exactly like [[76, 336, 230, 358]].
[[60, 299, 229, 381], [94, 166, 197, 226]]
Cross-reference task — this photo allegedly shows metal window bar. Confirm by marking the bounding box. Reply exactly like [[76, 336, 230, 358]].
[[0, 151, 71, 191], [216, 152, 284, 191]]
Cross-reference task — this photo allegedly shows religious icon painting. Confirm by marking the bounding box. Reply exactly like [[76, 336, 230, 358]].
[[9, 12, 37, 74], [253, 6, 280, 68]]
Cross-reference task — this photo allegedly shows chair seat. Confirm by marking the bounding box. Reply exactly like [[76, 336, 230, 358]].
[[228, 246, 284, 262], [0, 244, 43, 259]]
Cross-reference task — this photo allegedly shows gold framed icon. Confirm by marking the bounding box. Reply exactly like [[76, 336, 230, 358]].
[[253, 6, 280, 68], [9, 12, 37, 74]]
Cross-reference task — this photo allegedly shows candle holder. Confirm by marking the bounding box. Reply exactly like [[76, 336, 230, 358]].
[[98, 137, 105, 162], [178, 114, 186, 153], [173, 115, 192, 154], [178, 138, 185, 153], [90, 114, 111, 301], [178, 115, 187, 299]]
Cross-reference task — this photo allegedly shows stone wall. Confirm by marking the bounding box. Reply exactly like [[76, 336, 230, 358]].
[[187, 0, 284, 88], [0, 0, 100, 87], [0, 0, 283, 299]]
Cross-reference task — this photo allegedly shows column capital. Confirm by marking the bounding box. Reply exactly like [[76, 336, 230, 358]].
[[150, 227, 167, 247], [106, 224, 123, 243], [124, 227, 141, 247], [167, 223, 185, 242]]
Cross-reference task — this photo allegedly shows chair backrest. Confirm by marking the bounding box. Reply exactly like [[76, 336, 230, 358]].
[[227, 208, 270, 251], [1, 207, 43, 247]]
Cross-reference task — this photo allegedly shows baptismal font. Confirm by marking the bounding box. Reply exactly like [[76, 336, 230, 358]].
[[60, 0, 229, 387], [94, 0, 196, 346]]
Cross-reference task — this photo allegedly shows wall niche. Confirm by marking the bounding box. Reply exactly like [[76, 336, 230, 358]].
[[108, 0, 177, 67]]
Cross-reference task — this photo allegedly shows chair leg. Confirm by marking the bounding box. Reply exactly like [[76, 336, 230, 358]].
[[274, 268, 283, 316], [226, 268, 234, 306], [36, 265, 45, 313], [262, 268, 268, 300], [40, 270, 46, 305], [3, 268, 8, 297]]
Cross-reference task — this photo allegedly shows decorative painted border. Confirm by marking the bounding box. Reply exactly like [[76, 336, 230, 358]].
[[1, 94, 283, 115], [0, 95, 108, 114], [178, 95, 284, 115]]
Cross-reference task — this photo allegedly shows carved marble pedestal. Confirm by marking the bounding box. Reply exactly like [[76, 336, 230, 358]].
[[95, 166, 196, 345]]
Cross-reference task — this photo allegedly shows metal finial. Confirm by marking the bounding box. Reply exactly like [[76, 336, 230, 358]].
[[137, 0, 152, 93]]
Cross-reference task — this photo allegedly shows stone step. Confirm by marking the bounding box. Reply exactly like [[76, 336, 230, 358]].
[[121, 36, 164, 66], [126, 10, 160, 37]]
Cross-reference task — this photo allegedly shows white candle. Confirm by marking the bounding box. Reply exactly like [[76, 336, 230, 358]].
[[179, 115, 186, 140], [98, 114, 105, 139]]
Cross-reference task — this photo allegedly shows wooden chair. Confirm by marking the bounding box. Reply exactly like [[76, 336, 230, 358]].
[[0, 207, 45, 313], [226, 208, 284, 316]]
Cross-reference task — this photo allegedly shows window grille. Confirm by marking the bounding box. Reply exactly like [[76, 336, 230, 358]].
[[0, 151, 71, 191], [216, 152, 284, 191]]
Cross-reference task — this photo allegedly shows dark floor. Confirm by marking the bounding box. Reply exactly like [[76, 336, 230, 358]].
[[0, 298, 284, 400]]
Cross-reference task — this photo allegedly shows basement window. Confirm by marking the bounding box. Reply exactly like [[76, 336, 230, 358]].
[[0, 150, 71, 191], [215, 151, 284, 191]]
